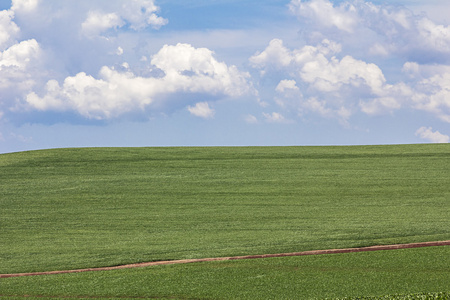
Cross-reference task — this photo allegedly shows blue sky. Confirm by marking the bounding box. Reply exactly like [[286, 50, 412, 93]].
[[1, 0, 450, 153]]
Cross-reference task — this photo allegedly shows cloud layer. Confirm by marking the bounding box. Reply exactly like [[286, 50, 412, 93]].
[[0, 0, 449, 147], [289, 0, 450, 63], [0, 1, 252, 123], [81, 0, 168, 37], [26, 43, 251, 120], [415, 127, 450, 143], [247, 0, 450, 136]]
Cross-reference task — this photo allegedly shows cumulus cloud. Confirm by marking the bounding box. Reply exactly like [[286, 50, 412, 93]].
[[411, 73, 450, 123], [416, 18, 450, 56], [150, 43, 251, 97], [251, 38, 400, 122], [0, 39, 40, 69], [0, 9, 20, 50], [24, 43, 251, 120], [0, 39, 42, 117], [276, 79, 299, 93], [2, 0, 450, 140], [1, 2, 255, 124], [81, 11, 124, 37], [188, 102, 215, 119], [11, 0, 39, 13], [263, 112, 290, 123], [80, 0, 167, 37], [289, 0, 450, 63], [300, 55, 386, 93], [289, 0, 358, 33], [415, 127, 449, 143], [269, 0, 450, 126], [116, 0, 167, 30], [251, 38, 341, 72], [274, 79, 303, 110], [402, 62, 450, 80], [250, 31, 450, 125], [0, 3, 45, 122], [249, 39, 293, 71], [244, 114, 258, 124]]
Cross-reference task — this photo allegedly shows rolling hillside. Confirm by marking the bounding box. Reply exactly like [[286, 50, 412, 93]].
[[1, 144, 449, 275]]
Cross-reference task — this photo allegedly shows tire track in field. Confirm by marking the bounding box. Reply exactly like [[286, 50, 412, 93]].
[[1, 240, 449, 279]]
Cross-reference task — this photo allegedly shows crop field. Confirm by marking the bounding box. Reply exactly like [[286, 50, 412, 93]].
[[0, 144, 449, 299]]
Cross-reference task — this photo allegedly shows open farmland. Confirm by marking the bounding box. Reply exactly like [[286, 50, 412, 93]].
[[1, 246, 449, 299], [1, 144, 449, 298]]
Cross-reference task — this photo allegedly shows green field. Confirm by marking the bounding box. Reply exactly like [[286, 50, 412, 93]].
[[1, 145, 449, 298], [1, 247, 449, 299]]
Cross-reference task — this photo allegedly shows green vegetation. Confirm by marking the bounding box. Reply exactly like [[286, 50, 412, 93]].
[[338, 292, 450, 300], [1, 144, 449, 298], [1, 247, 449, 299]]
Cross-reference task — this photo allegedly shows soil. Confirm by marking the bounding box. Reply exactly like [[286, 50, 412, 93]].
[[1, 240, 449, 279]]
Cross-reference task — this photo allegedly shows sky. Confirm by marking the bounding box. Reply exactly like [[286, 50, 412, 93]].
[[1, 0, 450, 153]]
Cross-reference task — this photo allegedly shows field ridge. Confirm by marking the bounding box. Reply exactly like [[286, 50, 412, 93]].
[[2, 240, 449, 279]]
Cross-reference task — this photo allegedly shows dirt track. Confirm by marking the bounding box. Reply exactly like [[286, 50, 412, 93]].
[[1, 240, 449, 279]]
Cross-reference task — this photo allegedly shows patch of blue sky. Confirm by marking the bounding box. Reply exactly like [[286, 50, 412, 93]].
[[0, 1, 11, 10], [157, 0, 291, 31]]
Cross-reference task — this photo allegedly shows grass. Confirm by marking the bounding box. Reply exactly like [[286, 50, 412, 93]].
[[339, 292, 450, 300], [0, 144, 449, 298], [1, 246, 449, 299]]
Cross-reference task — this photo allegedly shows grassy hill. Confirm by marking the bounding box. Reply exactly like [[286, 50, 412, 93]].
[[1, 144, 449, 298]]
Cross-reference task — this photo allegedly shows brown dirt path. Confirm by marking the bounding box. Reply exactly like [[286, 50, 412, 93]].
[[1, 240, 449, 279]]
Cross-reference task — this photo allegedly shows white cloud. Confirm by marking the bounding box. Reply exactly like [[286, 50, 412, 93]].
[[402, 62, 450, 79], [411, 73, 450, 123], [0, 3, 42, 120], [298, 97, 351, 126], [416, 18, 450, 54], [244, 114, 258, 124], [251, 33, 450, 125], [250, 38, 342, 75], [188, 102, 215, 119], [358, 82, 413, 115], [368, 43, 390, 57], [415, 127, 449, 143], [359, 97, 401, 115], [276, 79, 299, 93], [251, 38, 396, 122], [263, 112, 288, 123], [289, 0, 450, 62], [0, 9, 20, 50], [80, 0, 167, 37], [146, 12, 168, 29], [300, 55, 386, 94], [118, 0, 168, 30], [249, 39, 292, 71], [398, 62, 450, 122], [81, 11, 124, 37], [0, 39, 40, 69], [0, 39, 41, 115], [402, 61, 420, 78], [274, 79, 303, 109], [25, 68, 160, 119], [11, 0, 39, 13], [151, 43, 251, 97], [300, 97, 331, 117], [285, 0, 450, 129], [289, 0, 358, 33], [24, 43, 252, 120]]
